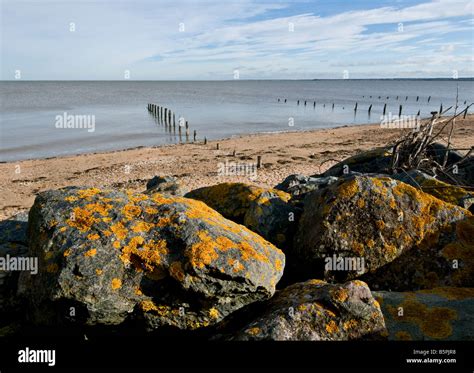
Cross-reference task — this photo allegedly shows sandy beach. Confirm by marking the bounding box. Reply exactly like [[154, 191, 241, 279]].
[[1, 115, 473, 220]]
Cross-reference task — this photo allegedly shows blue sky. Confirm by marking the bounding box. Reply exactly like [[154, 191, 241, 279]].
[[1, 0, 473, 80]]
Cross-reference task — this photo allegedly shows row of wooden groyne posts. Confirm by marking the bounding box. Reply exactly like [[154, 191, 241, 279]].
[[147, 103, 201, 143], [277, 96, 471, 119]]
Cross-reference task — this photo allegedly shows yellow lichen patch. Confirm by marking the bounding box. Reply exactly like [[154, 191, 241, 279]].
[[274, 258, 283, 271], [387, 293, 457, 339], [367, 239, 375, 249], [325, 320, 338, 334], [84, 202, 113, 217], [63, 249, 72, 257], [332, 288, 349, 303], [170, 261, 185, 282], [246, 327, 261, 336], [95, 269, 103, 275], [187, 231, 220, 269], [343, 319, 358, 331], [59, 226, 67, 232], [135, 287, 143, 296], [145, 207, 158, 215], [113, 241, 121, 249], [77, 188, 101, 199], [87, 233, 100, 241], [227, 258, 244, 272], [209, 308, 220, 319], [131, 221, 154, 233], [122, 204, 142, 220], [395, 331, 412, 340], [376, 220, 385, 230], [111, 278, 122, 290], [352, 242, 365, 256], [357, 199, 365, 208], [67, 207, 99, 232], [120, 237, 168, 277], [103, 230, 112, 237], [151, 193, 173, 205], [64, 196, 79, 203], [110, 221, 127, 241], [140, 300, 158, 312], [128, 192, 148, 203], [337, 179, 359, 200], [84, 249, 97, 257]]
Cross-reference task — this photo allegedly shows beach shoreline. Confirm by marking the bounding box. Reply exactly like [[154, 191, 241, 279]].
[[1, 115, 473, 220]]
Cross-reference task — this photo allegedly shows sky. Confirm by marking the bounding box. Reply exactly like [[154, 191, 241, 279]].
[[1, 0, 473, 80]]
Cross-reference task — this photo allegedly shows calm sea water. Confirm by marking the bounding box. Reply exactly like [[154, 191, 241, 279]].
[[1, 80, 473, 161]]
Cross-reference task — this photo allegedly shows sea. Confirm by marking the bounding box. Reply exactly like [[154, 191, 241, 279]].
[[1, 79, 473, 162]]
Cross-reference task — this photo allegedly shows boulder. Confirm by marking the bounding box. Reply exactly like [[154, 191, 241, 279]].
[[294, 176, 470, 282], [374, 287, 474, 340], [274, 174, 339, 198], [392, 170, 473, 210], [228, 279, 386, 341], [19, 187, 285, 330], [320, 147, 392, 177], [145, 175, 185, 196]]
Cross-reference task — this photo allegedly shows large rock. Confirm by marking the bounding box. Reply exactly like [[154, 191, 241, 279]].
[[228, 279, 386, 341], [374, 288, 474, 340], [320, 147, 392, 177], [19, 187, 285, 330], [392, 170, 473, 211], [294, 176, 470, 282], [363, 216, 474, 290], [145, 175, 186, 196], [274, 174, 338, 198], [185, 183, 297, 249]]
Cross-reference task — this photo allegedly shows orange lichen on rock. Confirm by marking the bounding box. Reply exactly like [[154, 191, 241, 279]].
[[170, 261, 185, 281], [67, 207, 98, 232], [131, 221, 154, 233], [325, 320, 338, 334], [87, 233, 100, 241], [84, 248, 97, 257], [122, 203, 142, 220], [77, 188, 101, 199], [110, 221, 127, 241], [111, 278, 122, 290]]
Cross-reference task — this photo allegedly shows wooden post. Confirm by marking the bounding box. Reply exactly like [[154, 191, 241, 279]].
[[284, 99, 287, 103], [257, 156, 262, 169], [463, 107, 468, 119], [297, 100, 300, 105], [164, 108, 168, 124], [332, 103, 334, 110], [368, 104, 372, 115], [354, 102, 358, 112], [428, 96, 431, 103], [417, 110, 420, 116], [405, 96, 408, 101], [416, 96, 419, 102], [168, 111, 171, 125], [399, 105, 402, 117], [396, 96, 399, 100], [204, 137, 207, 145], [439, 103, 443, 116], [304, 101, 307, 106], [216, 143, 219, 150], [232, 149, 236, 157], [193, 130, 197, 142], [173, 113, 176, 128], [185, 121, 189, 129], [313, 101, 316, 108], [383, 103, 387, 116]]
